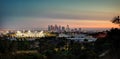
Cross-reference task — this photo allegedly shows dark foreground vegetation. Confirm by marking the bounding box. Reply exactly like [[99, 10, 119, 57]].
[[0, 28, 120, 59]]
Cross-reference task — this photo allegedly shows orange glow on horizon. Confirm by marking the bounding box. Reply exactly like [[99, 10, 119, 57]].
[[52, 19, 119, 29]]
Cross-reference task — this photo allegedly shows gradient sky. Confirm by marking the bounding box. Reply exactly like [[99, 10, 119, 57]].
[[0, 0, 120, 30]]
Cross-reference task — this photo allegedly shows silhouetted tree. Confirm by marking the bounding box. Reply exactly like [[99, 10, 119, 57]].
[[107, 28, 120, 59], [112, 16, 120, 26]]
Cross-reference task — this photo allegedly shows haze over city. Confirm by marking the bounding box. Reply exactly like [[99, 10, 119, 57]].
[[1, 0, 120, 30]]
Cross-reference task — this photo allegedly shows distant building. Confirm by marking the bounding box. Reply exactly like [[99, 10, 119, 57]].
[[66, 25, 70, 32], [95, 32, 107, 38], [48, 25, 51, 31], [58, 33, 70, 37], [58, 25, 61, 32], [78, 28, 81, 32], [67, 34, 97, 42], [15, 30, 45, 37], [62, 26, 65, 32]]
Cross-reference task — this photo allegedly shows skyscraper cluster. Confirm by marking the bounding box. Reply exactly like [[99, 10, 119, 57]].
[[48, 25, 66, 32], [48, 25, 81, 32]]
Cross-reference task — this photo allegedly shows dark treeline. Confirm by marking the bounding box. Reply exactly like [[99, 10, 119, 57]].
[[0, 28, 120, 59]]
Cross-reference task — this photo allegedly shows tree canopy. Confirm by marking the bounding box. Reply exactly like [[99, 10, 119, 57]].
[[112, 16, 120, 26]]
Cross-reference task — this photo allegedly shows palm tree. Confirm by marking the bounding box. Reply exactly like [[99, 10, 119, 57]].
[[112, 16, 120, 26]]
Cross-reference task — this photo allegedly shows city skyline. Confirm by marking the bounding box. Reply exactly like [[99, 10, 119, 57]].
[[0, 0, 120, 30]]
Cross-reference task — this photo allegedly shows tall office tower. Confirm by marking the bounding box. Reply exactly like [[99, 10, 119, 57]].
[[62, 26, 65, 32], [48, 25, 51, 31], [58, 25, 61, 31], [55, 24, 59, 32], [78, 28, 81, 32], [50, 25, 54, 31], [66, 25, 70, 32]]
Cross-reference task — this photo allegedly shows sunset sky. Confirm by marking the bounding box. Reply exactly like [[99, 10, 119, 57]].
[[0, 0, 120, 30]]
